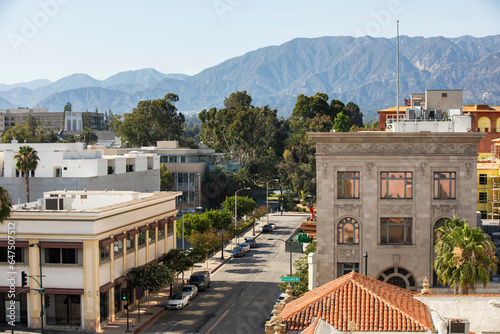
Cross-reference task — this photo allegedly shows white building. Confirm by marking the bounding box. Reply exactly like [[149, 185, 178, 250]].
[[0, 190, 179, 332], [0, 143, 160, 203]]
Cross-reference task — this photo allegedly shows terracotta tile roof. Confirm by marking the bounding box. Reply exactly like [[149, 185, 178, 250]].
[[300, 312, 321, 334], [281, 272, 434, 332]]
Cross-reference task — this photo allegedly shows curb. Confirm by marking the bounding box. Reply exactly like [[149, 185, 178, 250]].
[[134, 308, 164, 334]]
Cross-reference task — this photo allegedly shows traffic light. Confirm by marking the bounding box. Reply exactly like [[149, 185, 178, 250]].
[[121, 288, 128, 301], [21, 271, 28, 287], [44, 295, 50, 308]]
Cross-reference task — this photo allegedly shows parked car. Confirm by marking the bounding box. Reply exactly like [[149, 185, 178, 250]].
[[166, 293, 189, 310], [244, 237, 257, 248], [231, 247, 244, 258], [270, 222, 277, 230], [180, 284, 198, 300], [277, 292, 287, 303], [188, 271, 211, 291], [262, 224, 273, 233], [238, 242, 250, 253]]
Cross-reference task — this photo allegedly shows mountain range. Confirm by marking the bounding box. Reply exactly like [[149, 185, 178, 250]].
[[1, 35, 499, 120]]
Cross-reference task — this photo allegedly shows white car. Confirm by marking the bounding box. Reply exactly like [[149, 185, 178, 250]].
[[238, 243, 250, 253], [181, 284, 198, 300], [166, 293, 189, 310]]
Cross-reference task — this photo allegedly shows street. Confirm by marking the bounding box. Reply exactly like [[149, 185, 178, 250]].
[[141, 214, 307, 334]]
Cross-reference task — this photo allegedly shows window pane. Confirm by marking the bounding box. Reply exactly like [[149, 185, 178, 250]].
[[46, 248, 60, 263], [343, 224, 354, 243], [388, 225, 404, 243], [61, 249, 76, 264]]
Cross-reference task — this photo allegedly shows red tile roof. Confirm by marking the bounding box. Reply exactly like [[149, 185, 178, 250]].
[[281, 272, 434, 332]]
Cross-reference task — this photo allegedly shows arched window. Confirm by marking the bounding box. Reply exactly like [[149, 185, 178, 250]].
[[67, 119, 71, 131], [337, 218, 359, 244], [73, 119, 77, 131], [433, 218, 448, 245], [496, 118, 500, 133], [478, 116, 491, 132], [377, 267, 416, 291]]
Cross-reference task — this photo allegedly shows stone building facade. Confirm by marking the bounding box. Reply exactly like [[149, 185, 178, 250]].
[[309, 132, 484, 289]]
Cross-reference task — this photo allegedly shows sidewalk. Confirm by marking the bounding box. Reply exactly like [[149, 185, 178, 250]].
[[100, 220, 267, 334]]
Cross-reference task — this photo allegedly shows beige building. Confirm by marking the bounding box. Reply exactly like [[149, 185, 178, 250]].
[[0, 189, 179, 332], [0, 108, 63, 131], [309, 131, 484, 290]]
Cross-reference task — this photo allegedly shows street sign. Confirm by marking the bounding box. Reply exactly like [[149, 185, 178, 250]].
[[282, 276, 300, 282]]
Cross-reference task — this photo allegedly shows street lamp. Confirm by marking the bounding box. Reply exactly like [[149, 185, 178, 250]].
[[220, 230, 225, 260], [266, 179, 279, 224], [29, 242, 45, 334], [363, 251, 368, 276], [235, 187, 251, 244], [268, 238, 293, 276]]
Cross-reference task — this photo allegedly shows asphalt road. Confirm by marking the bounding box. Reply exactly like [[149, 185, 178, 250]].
[[142, 215, 306, 334]]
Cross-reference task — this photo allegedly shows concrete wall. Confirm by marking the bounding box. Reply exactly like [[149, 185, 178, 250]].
[[426, 90, 463, 112]]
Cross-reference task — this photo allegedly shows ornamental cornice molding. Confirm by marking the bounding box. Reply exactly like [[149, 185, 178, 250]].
[[315, 142, 477, 155], [308, 132, 485, 145], [380, 204, 413, 215]]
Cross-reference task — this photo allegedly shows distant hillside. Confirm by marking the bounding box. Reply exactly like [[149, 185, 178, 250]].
[[0, 35, 499, 120]]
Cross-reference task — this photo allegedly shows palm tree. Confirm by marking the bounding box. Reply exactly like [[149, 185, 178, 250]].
[[203, 166, 229, 208], [0, 187, 12, 223], [434, 216, 498, 295], [227, 167, 254, 195], [14, 145, 40, 203], [79, 128, 98, 146]]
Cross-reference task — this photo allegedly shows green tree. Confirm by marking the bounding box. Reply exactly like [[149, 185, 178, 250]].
[[79, 128, 98, 146], [199, 91, 285, 169], [176, 209, 232, 238], [163, 249, 196, 291], [187, 228, 220, 269], [14, 145, 40, 203], [116, 94, 185, 146], [434, 217, 498, 295], [1, 123, 36, 143], [279, 241, 316, 295], [64, 102, 72, 112], [203, 166, 230, 208], [82, 111, 91, 129], [0, 187, 12, 224], [227, 168, 254, 196], [221, 195, 256, 220], [332, 111, 351, 132], [160, 164, 174, 191], [127, 263, 173, 312], [344, 102, 363, 129]]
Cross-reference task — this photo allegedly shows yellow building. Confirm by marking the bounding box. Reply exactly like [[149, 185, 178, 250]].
[[0, 190, 179, 332], [477, 140, 500, 220]]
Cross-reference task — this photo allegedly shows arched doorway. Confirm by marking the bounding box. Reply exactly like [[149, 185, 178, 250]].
[[377, 267, 416, 291]]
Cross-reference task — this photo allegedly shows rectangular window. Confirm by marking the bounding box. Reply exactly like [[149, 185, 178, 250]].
[[100, 245, 110, 263], [45, 248, 78, 264], [480, 211, 488, 219], [46, 294, 81, 326], [337, 172, 360, 199], [158, 225, 166, 239], [126, 235, 135, 251], [381, 172, 412, 199], [380, 218, 412, 245], [337, 263, 359, 277], [114, 240, 123, 257], [137, 232, 147, 247], [148, 229, 156, 244], [434, 172, 456, 199], [479, 192, 488, 203], [0, 247, 25, 263], [479, 174, 488, 185]]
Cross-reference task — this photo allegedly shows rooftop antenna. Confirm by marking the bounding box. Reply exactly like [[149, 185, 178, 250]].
[[396, 20, 400, 132]]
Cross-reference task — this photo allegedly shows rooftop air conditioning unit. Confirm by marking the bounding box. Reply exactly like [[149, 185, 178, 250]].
[[448, 319, 469, 334]]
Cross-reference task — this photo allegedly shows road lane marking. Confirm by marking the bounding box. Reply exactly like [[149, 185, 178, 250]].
[[205, 309, 230, 334]]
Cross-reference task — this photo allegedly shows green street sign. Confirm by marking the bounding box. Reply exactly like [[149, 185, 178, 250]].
[[282, 276, 300, 282]]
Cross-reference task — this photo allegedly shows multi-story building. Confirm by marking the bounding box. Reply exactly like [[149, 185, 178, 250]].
[[0, 108, 63, 132], [104, 141, 240, 209], [64, 111, 104, 132], [309, 131, 484, 290], [377, 89, 500, 154], [0, 189, 179, 332], [0, 142, 160, 203]]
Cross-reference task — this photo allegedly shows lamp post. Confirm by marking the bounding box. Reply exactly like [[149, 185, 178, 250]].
[[266, 179, 279, 224], [268, 238, 293, 276], [363, 251, 368, 276], [29, 242, 44, 334], [235, 187, 250, 244], [278, 174, 283, 215], [220, 230, 225, 260]]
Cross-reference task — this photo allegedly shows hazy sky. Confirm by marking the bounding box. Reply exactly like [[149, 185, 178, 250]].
[[1, 0, 499, 84]]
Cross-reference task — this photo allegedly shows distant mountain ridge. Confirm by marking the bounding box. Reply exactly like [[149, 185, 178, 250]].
[[1, 35, 499, 120]]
